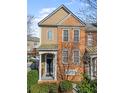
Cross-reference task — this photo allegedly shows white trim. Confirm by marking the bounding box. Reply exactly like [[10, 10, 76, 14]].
[[45, 54, 47, 77], [73, 28, 80, 42], [40, 28, 42, 45], [39, 54, 42, 80], [54, 53, 57, 80], [39, 51, 57, 55], [62, 29, 70, 42]]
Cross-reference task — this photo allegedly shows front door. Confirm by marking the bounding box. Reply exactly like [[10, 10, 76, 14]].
[[46, 55, 53, 76]]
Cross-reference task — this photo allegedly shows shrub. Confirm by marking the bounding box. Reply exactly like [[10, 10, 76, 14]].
[[31, 84, 49, 93], [27, 70, 38, 93], [76, 74, 97, 93], [59, 80, 73, 92], [49, 83, 58, 93], [30, 83, 58, 93]]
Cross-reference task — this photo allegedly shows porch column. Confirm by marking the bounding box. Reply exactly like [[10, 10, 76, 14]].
[[39, 54, 42, 80], [90, 57, 93, 80], [89, 57, 92, 79], [54, 53, 57, 80]]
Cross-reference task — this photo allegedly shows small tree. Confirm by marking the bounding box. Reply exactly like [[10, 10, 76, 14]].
[[76, 74, 97, 93]]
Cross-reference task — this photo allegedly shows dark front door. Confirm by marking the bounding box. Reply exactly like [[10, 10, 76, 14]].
[[46, 58, 53, 76]]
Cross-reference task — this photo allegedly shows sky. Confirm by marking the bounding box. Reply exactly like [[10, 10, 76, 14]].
[[27, 0, 88, 37]]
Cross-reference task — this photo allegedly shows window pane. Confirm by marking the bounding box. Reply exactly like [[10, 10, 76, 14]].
[[63, 30, 68, 41], [48, 31, 52, 40], [74, 30, 79, 41], [87, 33, 93, 46], [62, 50, 68, 63], [74, 51, 79, 64]]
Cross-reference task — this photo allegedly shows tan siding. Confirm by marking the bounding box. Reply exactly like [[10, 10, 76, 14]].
[[42, 8, 69, 25], [61, 15, 83, 26], [40, 27, 58, 45]]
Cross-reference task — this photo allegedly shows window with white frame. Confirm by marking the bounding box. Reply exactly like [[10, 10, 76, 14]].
[[48, 31, 52, 40], [74, 30, 79, 42], [87, 33, 93, 47], [63, 30, 68, 41], [73, 50, 80, 64], [62, 49, 68, 64]]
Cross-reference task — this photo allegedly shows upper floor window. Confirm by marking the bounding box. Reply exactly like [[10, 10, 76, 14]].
[[73, 50, 80, 64], [87, 33, 93, 47], [63, 30, 68, 41], [62, 49, 68, 64], [74, 30, 79, 42], [48, 31, 52, 40]]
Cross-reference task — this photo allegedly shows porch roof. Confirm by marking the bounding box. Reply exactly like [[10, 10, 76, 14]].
[[38, 44, 58, 50], [86, 47, 97, 54]]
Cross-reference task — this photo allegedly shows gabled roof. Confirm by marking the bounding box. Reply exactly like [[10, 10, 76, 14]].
[[38, 4, 85, 26], [86, 23, 97, 32]]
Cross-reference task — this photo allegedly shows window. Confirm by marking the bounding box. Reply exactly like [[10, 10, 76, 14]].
[[62, 49, 68, 64], [73, 50, 80, 64], [48, 31, 52, 40], [87, 33, 93, 47], [74, 30, 79, 42], [63, 30, 68, 41]]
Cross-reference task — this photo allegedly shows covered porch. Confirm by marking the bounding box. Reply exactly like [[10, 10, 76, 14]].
[[38, 44, 58, 82], [38, 50, 57, 81], [84, 47, 97, 80]]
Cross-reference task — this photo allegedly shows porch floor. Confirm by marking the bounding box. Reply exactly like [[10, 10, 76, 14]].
[[41, 75, 54, 80]]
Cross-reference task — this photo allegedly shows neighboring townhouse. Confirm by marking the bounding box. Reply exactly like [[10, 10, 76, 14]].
[[38, 5, 97, 83], [27, 36, 40, 57], [83, 24, 97, 80]]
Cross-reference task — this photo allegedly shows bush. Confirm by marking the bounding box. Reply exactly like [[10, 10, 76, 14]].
[[31, 84, 49, 93], [76, 74, 97, 93], [49, 83, 58, 93], [27, 70, 38, 93], [30, 83, 58, 93], [59, 80, 73, 92]]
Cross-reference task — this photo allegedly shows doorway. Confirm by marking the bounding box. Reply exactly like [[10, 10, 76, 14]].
[[46, 54, 53, 76]]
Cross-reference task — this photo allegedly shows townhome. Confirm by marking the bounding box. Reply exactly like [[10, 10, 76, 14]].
[[38, 5, 97, 83], [84, 24, 97, 80]]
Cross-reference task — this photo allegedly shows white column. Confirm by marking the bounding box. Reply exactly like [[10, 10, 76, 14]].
[[90, 57, 93, 80], [45, 54, 47, 76], [39, 54, 42, 80], [54, 53, 57, 80]]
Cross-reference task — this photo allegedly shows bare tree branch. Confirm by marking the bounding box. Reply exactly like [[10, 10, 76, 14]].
[[27, 15, 36, 37], [78, 0, 97, 23]]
